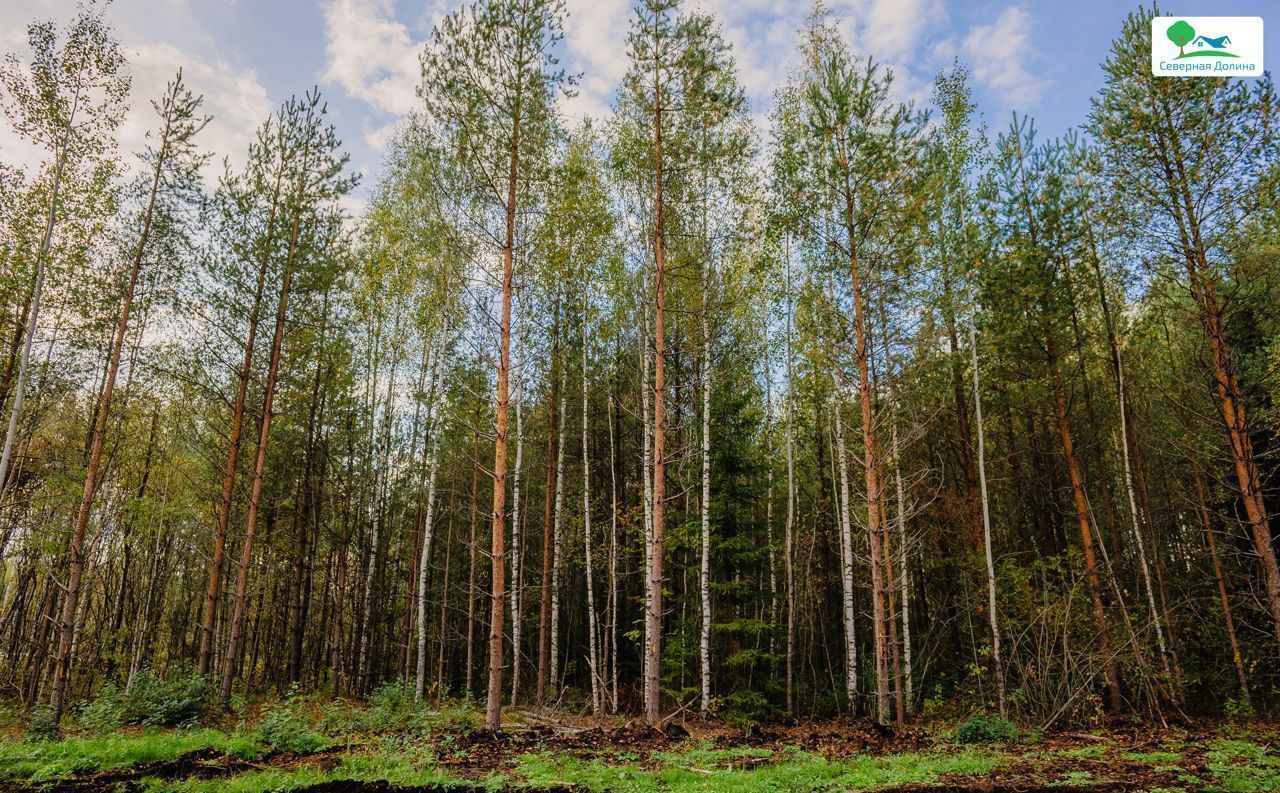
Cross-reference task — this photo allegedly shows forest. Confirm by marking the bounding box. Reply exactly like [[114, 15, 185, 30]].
[[0, 0, 1278, 790]]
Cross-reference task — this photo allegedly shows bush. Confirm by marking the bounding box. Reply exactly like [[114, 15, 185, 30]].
[[119, 669, 211, 727], [25, 706, 60, 743], [78, 684, 124, 732], [721, 689, 776, 730], [258, 686, 326, 754], [954, 713, 1019, 744]]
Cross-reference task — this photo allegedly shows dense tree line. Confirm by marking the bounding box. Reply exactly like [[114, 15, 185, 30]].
[[1, 0, 1278, 733]]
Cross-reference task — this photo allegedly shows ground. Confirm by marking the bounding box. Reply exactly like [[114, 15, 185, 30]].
[[0, 709, 1276, 792]]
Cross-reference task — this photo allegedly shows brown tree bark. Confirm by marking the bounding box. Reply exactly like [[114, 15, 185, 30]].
[[1047, 331, 1122, 713], [219, 202, 301, 707], [49, 107, 173, 719], [645, 87, 668, 727], [199, 166, 284, 677]]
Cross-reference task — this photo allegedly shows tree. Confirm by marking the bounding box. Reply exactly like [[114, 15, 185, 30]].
[[219, 90, 353, 707], [0, 6, 128, 510], [1166, 20, 1194, 56], [48, 70, 208, 723], [419, 0, 568, 731], [1092, 7, 1280, 652]]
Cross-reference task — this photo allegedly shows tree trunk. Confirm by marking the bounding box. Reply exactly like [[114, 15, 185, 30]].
[[971, 320, 1005, 717], [1048, 332, 1121, 713], [49, 120, 169, 719], [219, 213, 297, 707], [582, 293, 601, 715], [645, 86, 667, 727], [200, 167, 283, 677], [1194, 469, 1249, 706], [536, 316, 559, 707]]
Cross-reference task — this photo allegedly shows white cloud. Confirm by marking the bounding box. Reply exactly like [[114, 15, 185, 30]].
[[961, 5, 1047, 108], [321, 0, 422, 120], [122, 43, 271, 185], [561, 0, 632, 122], [0, 8, 271, 187]]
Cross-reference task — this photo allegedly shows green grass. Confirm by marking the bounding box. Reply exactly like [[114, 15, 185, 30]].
[[1204, 739, 1280, 793], [141, 739, 466, 792], [514, 746, 1004, 792], [0, 729, 265, 781]]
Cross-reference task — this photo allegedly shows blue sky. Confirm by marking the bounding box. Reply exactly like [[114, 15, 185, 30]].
[[1, 0, 1274, 212]]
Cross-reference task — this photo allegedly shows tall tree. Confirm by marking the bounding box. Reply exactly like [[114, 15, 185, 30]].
[[1091, 7, 1280, 650], [419, 0, 567, 730], [49, 71, 208, 721]]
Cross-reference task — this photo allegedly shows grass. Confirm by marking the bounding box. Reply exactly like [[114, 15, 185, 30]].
[[0, 708, 1276, 792], [0, 728, 265, 781], [141, 739, 466, 793], [1203, 739, 1280, 793], [514, 745, 1004, 792]]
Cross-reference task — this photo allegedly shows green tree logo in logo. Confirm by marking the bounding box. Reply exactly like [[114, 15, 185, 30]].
[[1167, 20, 1195, 56]]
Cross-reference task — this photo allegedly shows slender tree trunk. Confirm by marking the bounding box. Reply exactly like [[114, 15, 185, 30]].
[[0, 112, 72, 508], [833, 394, 857, 710], [607, 386, 619, 713], [645, 88, 668, 727], [49, 124, 168, 718], [416, 329, 447, 700], [971, 319, 1005, 717], [510, 321, 524, 705], [582, 293, 601, 716], [1049, 332, 1121, 713], [484, 153, 517, 732], [536, 317, 559, 707], [466, 444, 479, 700], [550, 372, 567, 693], [698, 261, 712, 716], [1194, 469, 1249, 705], [1158, 110, 1280, 650], [783, 249, 796, 716], [199, 175, 278, 674], [219, 245, 295, 707]]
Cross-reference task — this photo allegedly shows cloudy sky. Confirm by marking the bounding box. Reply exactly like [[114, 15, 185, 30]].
[[2, 0, 1275, 211]]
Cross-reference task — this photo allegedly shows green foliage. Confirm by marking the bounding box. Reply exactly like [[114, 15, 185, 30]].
[[117, 670, 211, 727], [515, 746, 1003, 792], [1205, 739, 1280, 793], [954, 714, 1019, 745], [23, 707, 59, 743], [256, 689, 326, 754], [1166, 20, 1195, 49], [78, 684, 124, 732]]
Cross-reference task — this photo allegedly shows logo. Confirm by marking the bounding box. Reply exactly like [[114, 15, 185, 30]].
[[1152, 17, 1263, 77]]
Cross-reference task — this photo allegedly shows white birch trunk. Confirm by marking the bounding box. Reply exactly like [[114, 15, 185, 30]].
[[550, 366, 567, 693], [833, 392, 858, 709], [971, 319, 1005, 717], [699, 272, 712, 714], [416, 327, 448, 700], [582, 294, 601, 715]]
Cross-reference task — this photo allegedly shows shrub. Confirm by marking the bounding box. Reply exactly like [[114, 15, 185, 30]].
[[119, 669, 211, 727], [25, 706, 60, 743], [78, 684, 124, 732], [721, 689, 776, 730], [258, 687, 326, 754], [954, 713, 1019, 744]]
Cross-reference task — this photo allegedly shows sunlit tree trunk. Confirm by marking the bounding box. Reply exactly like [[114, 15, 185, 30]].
[[971, 319, 1005, 717], [582, 292, 601, 715]]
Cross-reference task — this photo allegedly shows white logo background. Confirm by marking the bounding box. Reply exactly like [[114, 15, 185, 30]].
[[1151, 16, 1264, 77]]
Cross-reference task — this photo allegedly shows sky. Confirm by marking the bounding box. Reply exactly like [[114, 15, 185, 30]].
[[1, 0, 1275, 214]]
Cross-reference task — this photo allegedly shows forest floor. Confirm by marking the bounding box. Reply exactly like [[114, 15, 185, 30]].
[[0, 709, 1275, 792]]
